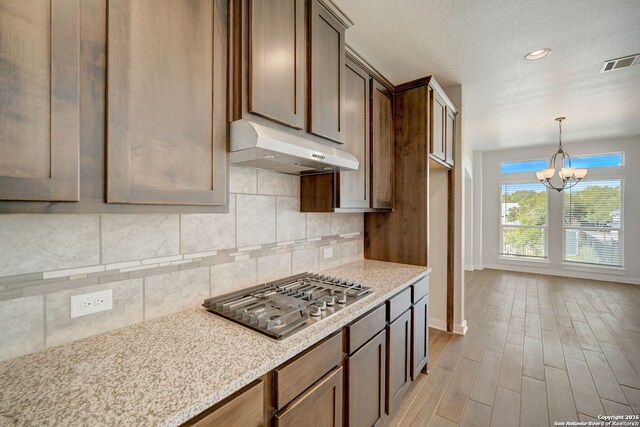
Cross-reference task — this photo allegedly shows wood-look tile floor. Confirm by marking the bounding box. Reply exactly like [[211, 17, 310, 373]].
[[388, 269, 640, 427]]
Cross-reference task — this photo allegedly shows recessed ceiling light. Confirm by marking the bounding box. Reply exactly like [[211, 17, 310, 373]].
[[525, 48, 551, 61]]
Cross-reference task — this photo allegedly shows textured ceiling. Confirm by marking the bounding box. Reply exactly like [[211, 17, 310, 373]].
[[335, 0, 640, 151]]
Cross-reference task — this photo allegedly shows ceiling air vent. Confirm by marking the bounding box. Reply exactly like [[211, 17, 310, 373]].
[[600, 54, 640, 73]]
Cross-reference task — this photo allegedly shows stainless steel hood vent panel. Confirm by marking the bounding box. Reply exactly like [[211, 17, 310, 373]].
[[229, 120, 359, 174]]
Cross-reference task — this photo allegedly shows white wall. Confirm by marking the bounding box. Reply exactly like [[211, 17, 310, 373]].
[[429, 170, 448, 330], [479, 136, 640, 284], [464, 169, 473, 270], [472, 151, 484, 269]]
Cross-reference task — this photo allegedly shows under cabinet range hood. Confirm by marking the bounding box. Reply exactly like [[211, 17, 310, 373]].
[[229, 120, 359, 174]]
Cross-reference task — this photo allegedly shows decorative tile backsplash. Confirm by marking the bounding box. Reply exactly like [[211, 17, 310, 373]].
[[0, 167, 364, 361]]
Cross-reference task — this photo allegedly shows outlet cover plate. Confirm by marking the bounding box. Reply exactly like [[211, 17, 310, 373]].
[[323, 247, 333, 259], [70, 289, 113, 318]]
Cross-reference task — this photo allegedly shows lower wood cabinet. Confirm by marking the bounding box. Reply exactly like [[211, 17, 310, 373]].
[[386, 309, 412, 415], [345, 330, 386, 427], [182, 379, 264, 427], [412, 294, 429, 380], [275, 366, 344, 427]]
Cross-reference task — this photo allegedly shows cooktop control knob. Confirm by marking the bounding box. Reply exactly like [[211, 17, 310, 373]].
[[337, 293, 347, 305], [316, 300, 327, 310], [326, 295, 337, 306], [310, 305, 322, 317]]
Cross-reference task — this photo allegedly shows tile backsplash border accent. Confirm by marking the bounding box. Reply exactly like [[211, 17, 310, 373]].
[[0, 232, 363, 301]]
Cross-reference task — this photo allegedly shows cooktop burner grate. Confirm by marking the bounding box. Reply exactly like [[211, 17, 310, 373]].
[[203, 272, 372, 339]]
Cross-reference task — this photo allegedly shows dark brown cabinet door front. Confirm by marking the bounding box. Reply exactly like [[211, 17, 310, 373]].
[[249, 0, 305, 129], [276, 366, 344, 427], [386, 309, 411, 416], [308, 0, 346, 143], [346, 330, 386, 427], [412, 295, 429, 380], [371, 80, 393, 210], [184, 380, 264, 427], [107, 0, 227, 206], [445, 107, 455, 166], [430, 89, 446, 162], [0, 0, 80, 201], [339, 58, 371, 209]]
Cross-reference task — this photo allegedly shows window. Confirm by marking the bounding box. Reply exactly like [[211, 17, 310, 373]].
[[500, 159, 547, 174], [564, 152, 623, 169], [500, 183, 548, 259], [563, 179, 623, 267]]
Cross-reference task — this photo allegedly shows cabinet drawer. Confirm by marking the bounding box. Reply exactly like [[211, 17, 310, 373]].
[[411, 276, 429, 304], [183, 379, 264, 427], [387, 287, 411, 322], [275, 366, 344, 427], [346, 305, 386, 355], [274, 332, 342, 409]]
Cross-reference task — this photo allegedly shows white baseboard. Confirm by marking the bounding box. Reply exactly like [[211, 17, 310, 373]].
[[453, 320, 468, 335], [482, 262, 640, 285], [429, 318, 447, 331]]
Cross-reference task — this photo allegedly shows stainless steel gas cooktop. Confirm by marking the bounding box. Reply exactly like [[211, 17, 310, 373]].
[[203, 272, 373, 339]]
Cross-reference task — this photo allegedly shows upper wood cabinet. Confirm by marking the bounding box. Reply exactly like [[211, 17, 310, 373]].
[[445, 107, 455, 166], [371, 81, 394, 210], [300, 54, 394, 213], [0, 0, 80, 202], [248, 0, 305, 129], [339, 58, 371, 209], [430, 89, 446, 163], [429, 83, 457, 169], [365, 76, 457, 271], [308, 0, 346, 144], [107, 0, 227, 206]]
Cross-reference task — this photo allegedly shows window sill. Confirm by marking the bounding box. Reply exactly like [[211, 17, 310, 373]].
[[561, 262, 626, 276], [498, 256, 550, 266]]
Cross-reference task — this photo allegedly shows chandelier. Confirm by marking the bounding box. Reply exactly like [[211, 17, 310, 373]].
[[536, 117, 587, 192]]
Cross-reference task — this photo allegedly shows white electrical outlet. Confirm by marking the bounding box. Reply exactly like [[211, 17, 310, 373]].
[[323, 247, 333, 259], [70, 289, 113, 318]]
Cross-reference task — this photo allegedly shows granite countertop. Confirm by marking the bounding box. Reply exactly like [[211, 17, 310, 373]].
[[0, 260, 429, 427]]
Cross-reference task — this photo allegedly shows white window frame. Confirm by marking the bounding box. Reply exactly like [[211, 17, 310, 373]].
[[563, 151, 625, 169], [499, 158, 548, 175], [561, 177, 625, 269], [498, 180, 550, 262]]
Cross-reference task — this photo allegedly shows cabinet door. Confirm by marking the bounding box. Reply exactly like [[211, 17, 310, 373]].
[[308, 0, 345, 143], [430, 89, 446, 162], [276, 366, 343, 427], [346, 330, 386, 427], [184, 380, 264, 427], [249, 0, 305, 129], [445, 107, 455, 166], [371, 81, 393, 210], [107, 0, 226, 205], [0, 0, 80, 201], [412, 295, 429, 380], [339, 58, 370, 209], [386, 309, 412, 416]]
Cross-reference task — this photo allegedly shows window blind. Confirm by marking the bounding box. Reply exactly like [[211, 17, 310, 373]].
[[563, 179, 623, 267]]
